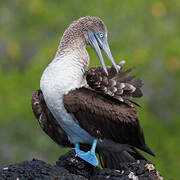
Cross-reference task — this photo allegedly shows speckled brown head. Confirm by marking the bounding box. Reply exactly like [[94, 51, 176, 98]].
[[60, 17, 107, 47], [59, 16, 119, 75]]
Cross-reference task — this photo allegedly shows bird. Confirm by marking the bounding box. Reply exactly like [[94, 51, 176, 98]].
[[31, 16, 155, 168]]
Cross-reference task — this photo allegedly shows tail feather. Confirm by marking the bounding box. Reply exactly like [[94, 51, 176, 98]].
[[98, 148, 146, 170], [140, 144, 156, 157]]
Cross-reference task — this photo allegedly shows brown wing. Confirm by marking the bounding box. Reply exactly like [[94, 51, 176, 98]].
[[63, 88, 155, 156], [31, 90, 148, 169], [31, 90, 72, 148], [86, 61, 143, 106]]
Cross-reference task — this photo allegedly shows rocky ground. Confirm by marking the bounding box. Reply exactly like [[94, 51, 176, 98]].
[[0, 150, 163, 180]]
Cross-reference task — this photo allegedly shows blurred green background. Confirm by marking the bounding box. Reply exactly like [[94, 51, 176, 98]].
[[0, 0, 180, 179]]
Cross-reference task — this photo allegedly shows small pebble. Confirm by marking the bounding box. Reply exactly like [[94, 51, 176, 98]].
[[3, 167, 8, 170]]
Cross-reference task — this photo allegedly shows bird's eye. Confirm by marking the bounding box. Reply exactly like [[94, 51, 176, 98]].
[[99, 32, 104, 38]]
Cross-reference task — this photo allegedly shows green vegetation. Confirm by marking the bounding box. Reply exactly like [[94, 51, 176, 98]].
[[0, 0, 180, 179]]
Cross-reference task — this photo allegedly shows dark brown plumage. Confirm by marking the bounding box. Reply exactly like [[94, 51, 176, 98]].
[[32, 88, 147, 170], [64, 88, 142, 145], [32, 16, 155, 169], [32, 90, 72, 147], [86, 61, 143, 106], [63, 63, 151, 154], [32, 63, 154, 169]]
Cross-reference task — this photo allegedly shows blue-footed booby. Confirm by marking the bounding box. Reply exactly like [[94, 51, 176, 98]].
[[32, 16, 155, 168]]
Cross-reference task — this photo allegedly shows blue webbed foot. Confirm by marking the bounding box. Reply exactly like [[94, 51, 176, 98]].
[[75, 148, 98, 166], [75, 139, 98, 166]]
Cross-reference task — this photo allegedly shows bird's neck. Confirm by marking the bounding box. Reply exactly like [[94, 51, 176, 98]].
[[41, 46, 89, 94], [53, 45, 90, 78]]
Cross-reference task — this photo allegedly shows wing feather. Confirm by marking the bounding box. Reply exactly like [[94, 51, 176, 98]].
[[31, 90, 72, 147], [63, 88, 146, 150], [86, 61, 143, 105]]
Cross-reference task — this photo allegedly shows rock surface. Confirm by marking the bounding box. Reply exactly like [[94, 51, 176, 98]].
[[0, 150, 163, 180]]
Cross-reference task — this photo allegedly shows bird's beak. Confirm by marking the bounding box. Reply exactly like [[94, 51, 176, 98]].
[[88, 31, 119, 76]]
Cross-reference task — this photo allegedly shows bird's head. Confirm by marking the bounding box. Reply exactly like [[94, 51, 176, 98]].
[[60, 16, 119, 75]]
